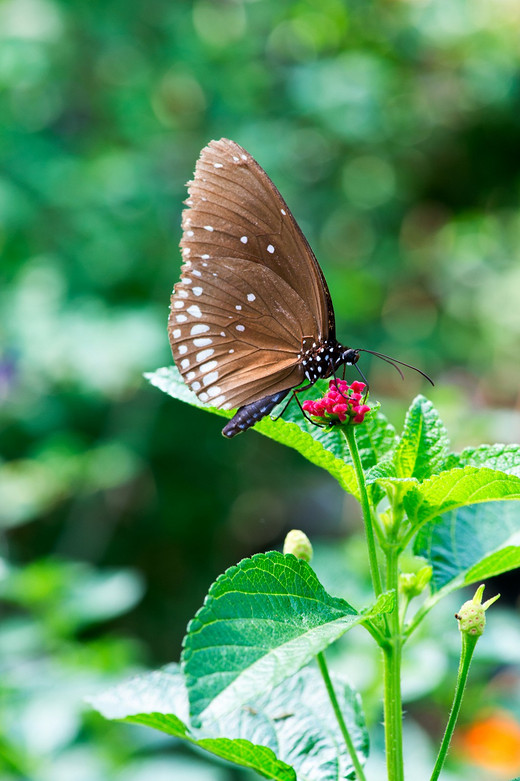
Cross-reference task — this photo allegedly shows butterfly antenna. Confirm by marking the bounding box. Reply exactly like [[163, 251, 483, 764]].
[[358, 349, 434, 386], [353, 362, 371, 402]]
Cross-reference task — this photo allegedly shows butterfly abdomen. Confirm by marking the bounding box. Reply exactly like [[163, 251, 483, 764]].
[[222, 389, 290, 438]]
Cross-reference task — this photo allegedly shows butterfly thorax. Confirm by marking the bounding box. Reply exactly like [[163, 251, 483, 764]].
[[299, 338, 359, 384]]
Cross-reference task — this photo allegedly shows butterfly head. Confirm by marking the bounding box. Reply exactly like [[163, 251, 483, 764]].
[[340, 347, 360, 366]]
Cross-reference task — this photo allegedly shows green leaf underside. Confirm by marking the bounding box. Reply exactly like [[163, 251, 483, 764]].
[[205, 665, 369, 781], [146, 366, 397, 498], [182, 551, 393, 723], [88, 665, 190, 732], [90, 663, 369, 781], [414, 500, 520, 593], [393, 395, 450, 480], [89, 665, 294, 780], [403, 467, 520, 530]]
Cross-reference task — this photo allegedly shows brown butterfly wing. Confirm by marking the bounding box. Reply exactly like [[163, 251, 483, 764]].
[[168, 138, 334, 410]]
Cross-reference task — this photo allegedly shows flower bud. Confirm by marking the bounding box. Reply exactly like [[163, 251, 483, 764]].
[[283, 529, 313, 562], [400, 566, 432, 598], [456, 584, 500, 637]]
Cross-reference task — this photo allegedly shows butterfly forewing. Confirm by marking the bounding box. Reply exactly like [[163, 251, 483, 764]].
[[169, 138, 334, 411]]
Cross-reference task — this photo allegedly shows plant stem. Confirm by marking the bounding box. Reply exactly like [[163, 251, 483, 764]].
[[317, 651, 367, 781], [343, 424, 383, 599], [382, 543, 404, 781], [429, 633, 478, 781]]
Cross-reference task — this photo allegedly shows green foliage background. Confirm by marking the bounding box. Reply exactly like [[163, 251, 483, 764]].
[[1, 0, 520, 778]]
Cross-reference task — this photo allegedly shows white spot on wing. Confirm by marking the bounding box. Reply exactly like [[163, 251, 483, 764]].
[[173, 329, 181, 338], [240, 236, 248, 244], [203, 371, 219, 386], [214, 163, 223, 168], [247, 293, 256, 302], [201, 254, 210, 259], [192, 270, 202, 277], [187, 305, 202, 318], [191, 324, 210, 335], [183, 247, 190, 255], [191, 381, 201, 391], [199, 392, 209, 401], [206, 385, 222, 398], [236, 325, 245, 332], [200, 360, 218, 374], [174, 301, 184, 309], [281, 208, 286, 215], [178, 345, 188, 355], [203, 225, 214, 232], [267, 244, 275, 254], [181, 358, 190, 369], [178, 289, 188, 298], [235, 305, 242, 311], [194, 337, 212, 347], [187, 371, 195, 381], [176, 314, 187, 323], [196, 348, 214, 362], [192, 287, 203, 296]]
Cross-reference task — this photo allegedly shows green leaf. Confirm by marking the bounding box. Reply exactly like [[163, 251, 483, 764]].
[[414, 500, 520, 594], [206, 665, 369, 781], [88, 665, 190, 735], [146, 366, 397, 498], [447, 443, 520, 476], [90, 663, 369, 781], [393, 395, 450, 480], [182, 550, 393, 722], [403, 467, 520, 530], [89, 665, 294, 780]]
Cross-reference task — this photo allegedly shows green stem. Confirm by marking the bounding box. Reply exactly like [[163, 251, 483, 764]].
[[317, 651, 367, 781], [403, 592, 440, 641], [343, 424, 383, 599], [382, 544, 404, 781], [429, 633, 478, 781]]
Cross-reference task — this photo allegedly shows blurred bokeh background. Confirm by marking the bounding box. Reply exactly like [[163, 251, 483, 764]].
[[1, 0, 520, 779]]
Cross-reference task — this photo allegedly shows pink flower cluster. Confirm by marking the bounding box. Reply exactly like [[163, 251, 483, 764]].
[[302, 379, 371, 425]]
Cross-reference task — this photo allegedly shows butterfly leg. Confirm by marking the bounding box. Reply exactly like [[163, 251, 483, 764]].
[[270, 386, 310, 422], [329, 361, 350, 401], [293, 389, 327, 429], [269, 384, 327, 429]]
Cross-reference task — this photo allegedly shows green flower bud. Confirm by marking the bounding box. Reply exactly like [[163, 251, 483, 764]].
[[456, 584, 500, 637], [399, 565, 433, 599], [283, 529, 313, 562], [415, 564, 433, 593]]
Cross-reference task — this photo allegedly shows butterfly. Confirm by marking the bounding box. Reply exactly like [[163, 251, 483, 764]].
[[168, 139, 431, 437]]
